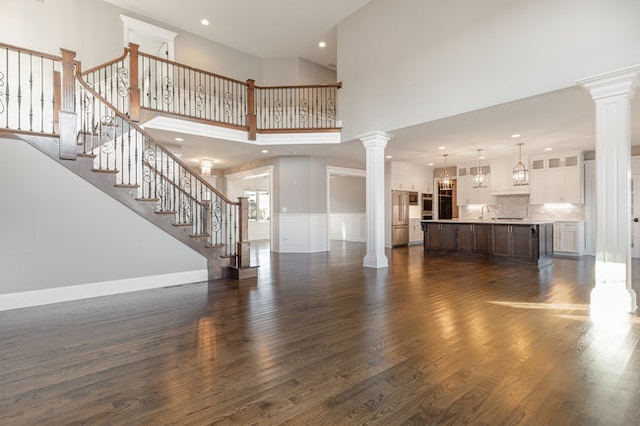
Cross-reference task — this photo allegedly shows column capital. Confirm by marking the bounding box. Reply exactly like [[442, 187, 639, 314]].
[[577, 64, 640, 100], [357, 130, 393, 149]]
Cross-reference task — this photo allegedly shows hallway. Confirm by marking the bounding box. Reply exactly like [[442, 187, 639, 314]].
[[2, 243, 639, 425]]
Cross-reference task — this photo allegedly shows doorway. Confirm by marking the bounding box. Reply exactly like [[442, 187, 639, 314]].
[[120, 15, 177, 60], [225, 166, 273, 249], [326, 166, 366, 250]]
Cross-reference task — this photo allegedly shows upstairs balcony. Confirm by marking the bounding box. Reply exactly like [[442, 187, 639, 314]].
[[0, 42, 341, 145], [81, 43, 342, 143]]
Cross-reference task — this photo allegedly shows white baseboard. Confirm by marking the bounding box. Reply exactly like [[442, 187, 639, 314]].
[[0, 269, 208, 311]]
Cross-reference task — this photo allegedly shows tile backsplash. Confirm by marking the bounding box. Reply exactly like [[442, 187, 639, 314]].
[[459, 194, 585, 221], [494, 195, 529, 219]]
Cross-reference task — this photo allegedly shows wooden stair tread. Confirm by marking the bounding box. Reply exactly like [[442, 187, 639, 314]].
[[92, 168, 119, 174]]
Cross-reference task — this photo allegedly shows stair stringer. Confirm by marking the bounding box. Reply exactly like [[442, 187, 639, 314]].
[[18, 134, 231, 281]]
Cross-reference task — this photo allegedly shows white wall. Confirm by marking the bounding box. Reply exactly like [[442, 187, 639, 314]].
[[2, 0, 265, 82], [329, 175, 366, 242], [330, 175, 366, 212], [0, 138, 206, 295], [262, 57, 337, 86], [337, 0, 640, 140]]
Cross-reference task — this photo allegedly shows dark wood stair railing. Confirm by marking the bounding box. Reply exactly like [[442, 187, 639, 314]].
[[76, 61, 256, 279], [0, 41, 256, 280], [82, 43, 342, 140]]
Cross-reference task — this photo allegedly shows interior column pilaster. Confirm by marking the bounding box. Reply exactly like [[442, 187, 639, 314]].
[[578, 65, 640, 314], [359, 131, 390, 269]]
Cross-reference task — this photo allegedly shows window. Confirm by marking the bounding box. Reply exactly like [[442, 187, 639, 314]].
[[243, 190, 270, 222]]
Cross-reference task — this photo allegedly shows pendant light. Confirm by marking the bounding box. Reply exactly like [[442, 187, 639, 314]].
[[439, 154, 452, 190], [473, 149, 487, 188], [512, 142, 529, 186]]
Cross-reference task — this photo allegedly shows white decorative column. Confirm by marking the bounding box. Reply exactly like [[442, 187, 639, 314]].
[[359, 131, 390, 268], [578, 65, 640, 314]]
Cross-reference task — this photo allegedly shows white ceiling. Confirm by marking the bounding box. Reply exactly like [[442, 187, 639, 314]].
[[103, 0, 640, 172], [102, 0, 374, 70]]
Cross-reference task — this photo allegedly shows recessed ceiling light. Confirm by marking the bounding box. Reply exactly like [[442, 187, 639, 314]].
[[438, 146, 446, 150], [318, 41, 327, 48], [545, 147, 553, 151], [201, 18, 210, 26], [511, 134, 521, 138], [174, 137, 184, 142], [261, 149, 269, 154]]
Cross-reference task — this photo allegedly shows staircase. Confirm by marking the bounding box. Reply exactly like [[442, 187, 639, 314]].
[[0, 41, 342, 281], [0, 42, 257, 280]]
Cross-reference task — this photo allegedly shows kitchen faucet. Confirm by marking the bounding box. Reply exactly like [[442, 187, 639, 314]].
[[480, 205, 490, 220]]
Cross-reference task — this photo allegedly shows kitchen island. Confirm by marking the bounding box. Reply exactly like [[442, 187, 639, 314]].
[[420, 219, 554, 268]]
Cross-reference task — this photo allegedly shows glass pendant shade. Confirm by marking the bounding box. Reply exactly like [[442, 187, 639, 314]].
[[512, 143, 529, 186], [473, 149, 487, 189], [439, 154, 452, 190]]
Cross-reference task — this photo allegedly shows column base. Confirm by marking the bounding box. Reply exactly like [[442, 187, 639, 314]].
[[363, 254, 388, 269], [590, 283, 637, 314]]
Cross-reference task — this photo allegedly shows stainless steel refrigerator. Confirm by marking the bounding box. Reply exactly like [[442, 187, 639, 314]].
[[392, 190, 410, 246]]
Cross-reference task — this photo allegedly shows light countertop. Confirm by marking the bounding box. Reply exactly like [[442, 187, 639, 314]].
[[420, 219, 554, 225]]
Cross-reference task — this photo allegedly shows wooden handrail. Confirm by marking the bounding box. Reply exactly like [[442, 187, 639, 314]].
[[0, 42, 61, 61], [255, 82, 343, 90], [74, 63, 238, 206], [137, 50, 249, 87], [81, 47, 130, 76]]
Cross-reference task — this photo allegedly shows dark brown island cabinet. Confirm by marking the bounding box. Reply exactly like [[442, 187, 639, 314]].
[[420, 220, 554, 268]]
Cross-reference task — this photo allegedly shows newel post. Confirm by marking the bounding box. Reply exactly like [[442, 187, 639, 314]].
[[59, 48, 77, 160], [246, 79, 257, 141], [128, 43, 141, 122], [237, 197, 251, 268]]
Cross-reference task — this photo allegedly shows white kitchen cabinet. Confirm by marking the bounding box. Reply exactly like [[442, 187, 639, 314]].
[[390, 161, 429, 192], [530, 151, 583, 204], [409, 219, 423, 243], [456, 164, 491, 206], [547, 153, 582, 203], [553, 221, 585, 256], [490, 156, 530, 195], [529, 157, 546, 205], [390, 161, 407, 190]]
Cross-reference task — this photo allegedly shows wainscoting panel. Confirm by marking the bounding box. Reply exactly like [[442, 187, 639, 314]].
[[330, 213, 366, 242], [274, 213, 328, 253]]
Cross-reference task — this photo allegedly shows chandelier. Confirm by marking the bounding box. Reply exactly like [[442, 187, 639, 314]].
[[473, 149, 487, 188], [439, 154, 452, 190], [512, 143, 529, 186]]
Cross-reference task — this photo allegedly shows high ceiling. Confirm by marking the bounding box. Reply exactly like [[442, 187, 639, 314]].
[[102, 0, 374, 70], [103, 0, 640, 173]]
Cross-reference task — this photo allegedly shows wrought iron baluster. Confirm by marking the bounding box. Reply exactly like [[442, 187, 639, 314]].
[[17, 50, 22, 130], [50, 60, 55, 133], [1, 48, 7, 128], [39, 57, 44, 132], [28, 53, 33, 131]]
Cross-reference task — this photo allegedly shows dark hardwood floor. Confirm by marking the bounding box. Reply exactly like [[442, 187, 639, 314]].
[[2, 241, 640, 425]]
